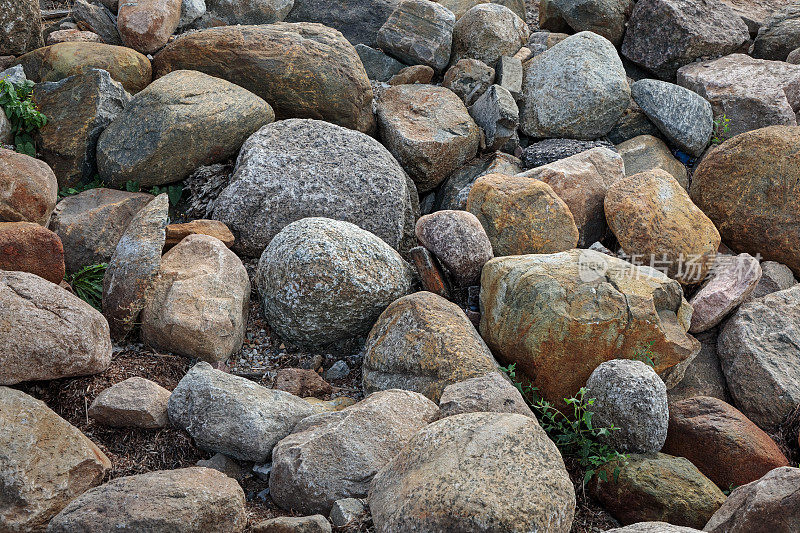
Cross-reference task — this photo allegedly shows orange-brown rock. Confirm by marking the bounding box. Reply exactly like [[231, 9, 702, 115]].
[[13, 42, 152, 94], [466, 172, 579, 257], [164, 219, 234, 250], [0, 148, 58, 226], [152, 23, 375, 134], [605, 169, 720, 285], [274, 368, 333, 399], [663, 396, 789, 489], [0, 222, 65, 283], [117, 0, 181, 55], [691, 125, 800, 276]]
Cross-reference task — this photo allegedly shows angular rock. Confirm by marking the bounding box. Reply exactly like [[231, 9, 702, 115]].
[[689, 253, 761, 333], [152, 24, 375, 133], [72, 0, 123, 45], [49, 188, 153, 274], [102, 194, 168, 339], [285, 0, 400, 48], [450, 4, 529, 67], [631, 79, 713, 157], [0, 0, 43, 55], [169, 362, 314, 462], [521, 32, 629, 139], [605, 169, 721, 284], [616, 135, 688, 188], [0, 222, 65, 284], [720, 0, 793, 35], [14, 42, 152, 94], [521, 137, 615, 169], [442, 58, 495, 106], [495, 55, 522, 99], [329, 499, 366, 528], [690, 126, 800, 275], [0, 148, 58, 226], [750, 4, 800, 60], [142, 234, 250, 362], [47, 467, 247, 533], [468, 84, 519, 151], [355, 43, 405, 82], [621, 0, 750, 79], [369, 412, 575, 533], [466, 173, 579, 256], [275, 368, 333, 398], [607, 96, 663, 145], [377, 84, 480, 192], [117, 0, 181, 54], [668, 329, 732, 403], [257, 218, 414, 348], [252, 515, 331, 533], [547, 0, 634, 46], [408, 245, 450, 297], [387, 64, 434, 85], [435, 152, 522, 210], [89, 376, 172, 428], [718, 285, 800, 431], [33, 68, 130, 188], [435, 0, 526, 19], [0, 387, 110, 531], [480, 250, 700, 405], [164, 219, 233, 250], [270, 389, 439, 514], [363, 291, 499, 401], [377, 0, 455, 72], [204, 0, 293, 25], [747, 260, 796, 301], [415, 209, 493, 286], [438, 372, 533, 418], [179, 0, 206, 27]]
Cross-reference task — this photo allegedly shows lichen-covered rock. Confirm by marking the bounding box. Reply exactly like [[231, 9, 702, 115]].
[[438, 372, 534, 418], [0, 0, 44, 55], [362, 291, 499, 401], [369, 412, 575, 533], [0, 148, 58, 226], [89, 377, 172, 428], [204, 0, 294, 25], [0, 222, 65, 284], [449, 3, 529, 67], [377, 0, 455, 72], [616, 135, 688, 188]]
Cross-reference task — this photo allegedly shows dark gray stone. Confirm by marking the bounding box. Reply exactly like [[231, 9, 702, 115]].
[[0, 0, 43, 55], [521, 138, 615, 169], [355, 43, 405, 81], [286, 0, 400, 48], [442, 58, 495, 106], [435, 152, 522, 210], [548, 0, 634, 46], [468, 84, 519, 151], [72, 0, 123, 45], [204, 0, 292, 25], [377, 0, 455, 72], [751, 4, 800, 60], [746, 260, 797, 301]]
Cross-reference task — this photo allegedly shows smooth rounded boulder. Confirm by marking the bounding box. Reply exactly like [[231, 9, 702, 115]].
[[98, 70, 273, 188], [0, 147, 58, 226], [449, 3, 529, 67], [117, 0, 182, 55], [438, 372, 534, 418], [152, 23, 375, 133], [88, 376, 172, 428]]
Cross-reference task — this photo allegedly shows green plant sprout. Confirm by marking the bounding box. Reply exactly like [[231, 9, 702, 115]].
[[0, 78, 47, 157]]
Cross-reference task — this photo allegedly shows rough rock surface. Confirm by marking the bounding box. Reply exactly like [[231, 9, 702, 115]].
[[285, 0, 400, 48], [0, 222, 65, 284], [668, 329, 732, 403], [369, 412, 575, 533], [436, 152, 522, 211], [89, 376, 172, 428], [117, 0, 181, 55], [362, 291, 499, 401], [521, 138, 615, 169], [252, 515, 331, 533], [270, 389, 439, 514], [257, 218, 414, 349], [168, 362, 314, 462], [747, 260, 796, 301], [480, 250, 700, 405], [0, 0, 44, 55], [443, 58, 495, 106], [616, 135, 688, 188], [449, 3, 529, 67], [689, 253, 761, 333], [750, 4, 800, 60], [438, 372, 534, 418], [212, 119, 417, 258], [355, 44, 405, 81], [204, 0, 293, 25], [0, 386, 110, 532], [72, 0, 123, 45], [1, 270, 112, 385], [436, 0, 526, 19], [47, 467, 247, 533], [547, 0, 633, 46], [0, 148, 58, 226], [606, 524, 702, 533], [469, 84, 519, 151], [164, 219, 234, 249], [377, 0, 455, 72], [274, 368, 332, 398]]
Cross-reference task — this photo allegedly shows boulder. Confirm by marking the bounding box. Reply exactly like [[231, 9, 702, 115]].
[[285, 0, 400, 48], [704, 467, 800, 533], [480, 250, 700, 405], [621, 0, 749, 79], [387, 64, 434, 85], [521, 32, 629, 139], [164, 219, 234, 250], [616, 135, 688, 188], [47, 467, 247, 533], [590, 453, 726, 528], [442, 58, 495, 106], [750, 4, 800, 60], [14, 42, 152, 93], [518, 146, 625, 247], [449, 4, 529, 67], [142, 234, 250, 362], [377, 84, 480, 193], [689, 253, 761, 333], [152, 23, 375, 133], [415, 209, 493, 286], [495, 55, 522, 99], [720, 0, 793, 35], [468, 84, 519, 151], [0, 0, 43, 55], [690, 126, 800, 275], [604, 170, 721, 285], [169, 362, 314, 462], [435, 152, 522, 211], [606, 97, 663, 145], [0, 222, 64, 284], [663, 396, 789, 489], [677, 54, 800, 137], [630, 79, 713, 157], [355, 44, 405, 82], [0, 148, 58, 226], [668, 329, 732, 403], [435, 0, 525, 19], [747, 260, 796, 301], [329, 499, 366, 528], [49, 188, 153, 274], [718, 285, 800, 431], [585, 359, 668, 453], [45, 30, 102, 47], [0, 387, 110, 532], [466, 173, 579, 256], [204, 0, 293, 25], [521, 137, 616, 169], [377, 0, 455, 72], [606, 524, 703, 533], [33, 68, 130, 188], [252, 515, 331, 533], [72, 0, 123, 45], [117, 0, 181, 54], [546, 0, 633, 46], [257, 218, 414, 348], [270, 389, 439, 514], [102, 194, 168, 339], [362, 291, 499, 401], [1, 270, 112, 385], [0, 112, 10, 145], [369, 412, 575, 533], [212, 119, 417, 257], [438, 372, 534, 418], [179, 0, 206, 27], [89, 376, 172, 428]]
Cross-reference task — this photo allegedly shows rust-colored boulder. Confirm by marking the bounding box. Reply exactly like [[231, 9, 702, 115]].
[[274, 368, 333, 398], [0, 147, 58, 226], [0, 222, 65, 284], [118, 0, 181, 55], [164, 219, 234, 250]]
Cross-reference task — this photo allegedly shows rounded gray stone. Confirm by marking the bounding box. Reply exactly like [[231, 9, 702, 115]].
[[449, 3, 529, 68]]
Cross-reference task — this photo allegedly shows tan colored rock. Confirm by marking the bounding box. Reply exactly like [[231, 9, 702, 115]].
[[605, 169, 720, 285], [47, 29, 102, 45], [616, 135, 688, 188], [689, 253, 761, 333], [89, 376, 172, 428], [252, 515, 331, 533], [0, 222, 65, 284], [466, 172, 579, 256], [438, 372, 534, 418], [0, 147, 58, 226], [480, 250, 699, 405], [449, 3, 530, 67], [0, 386, 110, 532], [303, 396, 357, 414], [387, 64, 434, 85], [164, 219, 234, 250], [118, 0, 181, 55]]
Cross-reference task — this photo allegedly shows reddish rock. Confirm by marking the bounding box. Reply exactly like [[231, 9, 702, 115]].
[[663, 396, 789, 489], [164, 219, 234, 250], [47, 29, 102, 45], [274, 368, 333, 398], [118, 0, 182, 55], [0, 148, 58, 226], [408, 245, 450, 298], [388, 64, 435, 85], [0, 222, 65, 284], [689, 253, 762, 333]]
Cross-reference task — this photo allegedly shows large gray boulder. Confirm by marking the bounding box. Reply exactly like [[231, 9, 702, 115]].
[[546, 0, 633, 46], [212, 119, 418, 258], [750, 4, 800, 60], [256, 218, 414, 349], [368, 412, 575, 533], [520, 31, 629, 140], [270, 389, 439, 515], [286, 0, 400, 47], [377, 0, 455, 72], [168, 362, 314, 462]]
